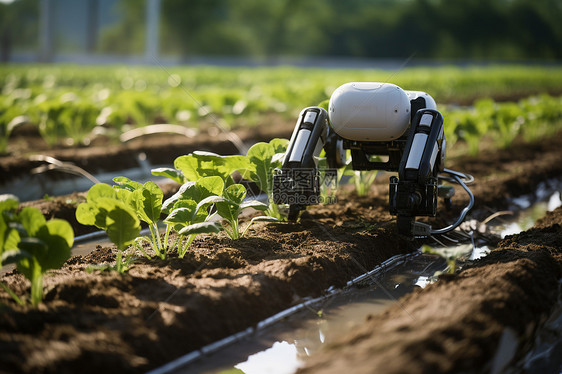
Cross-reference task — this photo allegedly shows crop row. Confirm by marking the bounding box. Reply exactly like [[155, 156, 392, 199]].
[[2, 64, 562, 152], [0, 139, 296, 306], [442, 94, 562, 154]]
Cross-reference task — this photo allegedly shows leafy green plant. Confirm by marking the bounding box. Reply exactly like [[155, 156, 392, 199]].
[[36, 95, 100, 146], [111, 177, 171, 259], [198, 183, 274, 239], [162, 176, 226, 257], [237, 138, 289, 219], [1, 195, 73, 306], [75, 183, 140, 272], [422, 244, 473, 274], [153, 138, 289, 220], [334, 151, 379, 197]]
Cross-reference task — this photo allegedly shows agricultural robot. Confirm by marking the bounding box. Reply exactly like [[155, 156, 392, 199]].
[[272, 82, 474, 238]]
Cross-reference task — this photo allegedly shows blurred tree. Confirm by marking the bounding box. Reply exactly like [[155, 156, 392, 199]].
[[98, 0, 146, 55], [0, 0, 38, 60], [509, 0, 562, 59], [8, 0, 559, 61]]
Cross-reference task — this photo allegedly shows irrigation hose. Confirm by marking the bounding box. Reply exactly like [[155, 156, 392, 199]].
[[146, 252, 419, 374], [430, 169, 475, 236]]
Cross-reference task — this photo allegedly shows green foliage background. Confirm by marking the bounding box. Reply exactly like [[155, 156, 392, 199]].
[[0, 0, 561, 60]]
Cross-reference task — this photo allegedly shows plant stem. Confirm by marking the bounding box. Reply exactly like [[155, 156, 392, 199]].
[[149, 224, 164, 259], [267, 194, 280, 218], [241, 220, 255, 238], [163, 225, 172, 254], [30, 267, 43, 307], [115, 249, 123, 273], [179, 234, 196, 258], [231, 219, 239, 240], [0, 282, 25, 306], [133, 239, 152, 259]]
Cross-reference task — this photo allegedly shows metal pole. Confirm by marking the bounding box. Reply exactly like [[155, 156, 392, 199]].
[[145, 0, 160, 63], [39, 0, 53, 62]]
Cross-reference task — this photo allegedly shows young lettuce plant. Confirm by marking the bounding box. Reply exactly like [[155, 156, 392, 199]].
[[339, 151, 379, 196], [237, 138, 289, 219], [112, 177, 169, 259], [1, 195, 73, 306], [199, 183, 275, 239], [162, 176, 225, 257], [75, 183, 140, 273]]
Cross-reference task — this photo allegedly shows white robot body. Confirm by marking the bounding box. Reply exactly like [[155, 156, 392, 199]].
[[405, 90, 437, 110], [328, 82, 411, 141]]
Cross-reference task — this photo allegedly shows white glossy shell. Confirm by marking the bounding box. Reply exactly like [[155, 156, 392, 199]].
[[328, 82, 411, 141]]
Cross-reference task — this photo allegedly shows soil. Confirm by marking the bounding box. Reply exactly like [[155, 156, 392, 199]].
[[298, 207, 562, 374], [1, 122, 562, 373]]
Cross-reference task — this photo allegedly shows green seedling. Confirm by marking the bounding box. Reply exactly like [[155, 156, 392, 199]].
[[340, 153, 379, 196], [237, 138, 289, 219], [112, 177, 169, 259], [76, 183, 140, 272], [164, 181, 223, 257], [163, 176, 226, 257], [1, 195, 73, 306], [422, 244, 473, 274], [198, 183, 274, 239]]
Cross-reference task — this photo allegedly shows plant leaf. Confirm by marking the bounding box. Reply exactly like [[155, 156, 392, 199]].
[[250, 216, 279, 222], [151, 167, 184, 184], [0, 215, 6, 256], [223, 184, 247, 205], [178, 221, 223, 236], [1, 248, 33, 265], [76, 201, 104, 228], [175, 153, 240, 183], [240, 200, 269, 211], [34, 219, 73, 270], [115, 188, 135, 210], [18, 207, 47, 237], [192, 151, 238, 179], [3, 227, 21, 251], [174, 155, 202, 182], [0, 194, 19, 213], [113, 176, 143, 192], [43, 219, 74, 249], [164, 205, 197, 228], [106, 207, 140, 251], [162, 182, 197, 214], [196, 176, 225, 199], [269, 138, 289, 154], [215, 184, 246, 225], [136, 181, 163, 225], [15, 237, 47, 277], [246, 142, 275, 194], [86, 183, 117, 202], [196, 195, 226, 215], [223, 155, 249, 176]]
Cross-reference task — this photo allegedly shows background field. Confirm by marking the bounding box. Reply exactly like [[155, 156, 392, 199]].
[[2, 64, 562, 156]]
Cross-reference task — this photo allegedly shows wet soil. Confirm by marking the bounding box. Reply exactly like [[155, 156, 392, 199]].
[[1, 127, 562, 373], [298, 207, 562, 374]]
